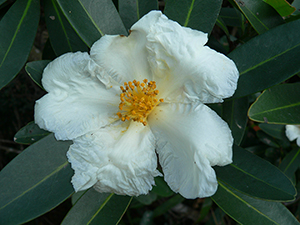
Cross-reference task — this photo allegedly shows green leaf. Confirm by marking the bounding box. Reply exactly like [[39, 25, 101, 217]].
[[229, 19, 300, 98], [222, 96, 248, 145], [197, 198, 213, 222], [14, 121, 50, 144], [152, 176, 174, 197], [42, 38, 56, 60], [62, 190, 132, 225], [164, 0, 222, 34], [279, 148, 300, 181], [292, 0, 300, 15], [259, 124, 288, 140], [119, 0, 158, 30], [219, 7, 245, 27], [256, 130, 280, 147], [212, 181, 300, 225], [44, 0, 89, 56], [214, 145, 296, 201], [216, 17, 230, 36], [71, 190, 86, 205], [0, 134, 73, 225], [0, 0, 39, 89], [57, 0, 127, 47], [0, 0, 7, 7], [135, 192, 157, 205], [248, 83, 300, 124], [264, 0, 296, 17], [153, 194, 184, 217], [25, 60, 50, 89], [234, 0, 284, 34]]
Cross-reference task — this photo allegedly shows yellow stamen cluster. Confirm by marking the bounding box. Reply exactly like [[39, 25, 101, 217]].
[[117, 79, 164, 126]]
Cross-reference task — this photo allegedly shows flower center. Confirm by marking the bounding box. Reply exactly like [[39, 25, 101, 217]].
[[117, 79, 164, 126]]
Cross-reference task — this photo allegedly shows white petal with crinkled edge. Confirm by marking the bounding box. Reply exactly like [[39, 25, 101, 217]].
[[67, 121, 161, 196], [286, 125, 300, 146], [35, 52, 120, 140], [140, 11, 238, 103], [148, 102, 233, 199], [90, 31, 153, 86]]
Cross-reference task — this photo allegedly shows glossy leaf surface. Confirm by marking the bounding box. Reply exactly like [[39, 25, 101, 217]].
[[57, 0, 127, 47], [164, 0, 222, 34], [119, 0, 158, 30], [248, 83, 300, 124], [215, 145, 296, 201], [25, 60, 50, 89], [0, 134, 73, 225], [44, 0, 89, 56], [62, 190, 132, 225], [230, 19, 300, 98], [0, 0, 39, 89], [264, 0, 296, 17], [234, 0, 284, 34], [212, 182, 300, 225], [14, 121, 50, 144]]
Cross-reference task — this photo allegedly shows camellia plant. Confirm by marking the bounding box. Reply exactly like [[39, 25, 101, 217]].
[[0, 0, 300, 224]]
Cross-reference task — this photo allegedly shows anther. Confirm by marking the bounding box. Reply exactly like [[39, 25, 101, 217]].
[[117, 79, 164, 126]]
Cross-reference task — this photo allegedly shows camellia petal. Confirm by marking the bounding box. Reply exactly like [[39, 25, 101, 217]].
[[141, 11, 239, 103], [35, 52, 120, 140], [67, 121, 161, 196], [35, 10, 238, 199], [286, 125, 300, 147], [148, 102, 233, 198], [90, 31, 153, 86]]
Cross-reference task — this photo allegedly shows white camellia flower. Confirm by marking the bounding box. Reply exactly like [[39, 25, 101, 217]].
[[286, 125, 300, 147], [35, 11, 239, 199]]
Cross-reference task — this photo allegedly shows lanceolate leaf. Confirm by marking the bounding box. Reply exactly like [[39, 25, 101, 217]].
[[264, 0, 296, 17], [152, 176, 174, 197], [119, 0, 158, 30], [0, 134, 73, 225], [0, 0, 7, 7], [57, 0, 127, 47], [25, 60, 51, 89], [164, 0, 222, 34], [212, 182, 300, 225], [0, 0, 39, 89], [62, 189, 132, 225], [229, 19, 300, 98], [234, 0, 284, 34], [14, 121, 50, 144], [248, 83, 300, 124], [222, 96, 248, 145], [259, 124, 288, 140], [219, 7, 245, 28], [153, 195, 185, 217], [279, 148, 300, 181], [214, 145, 296, 201], [216, 17, 230, 36], [44, 0, 89, 56]]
